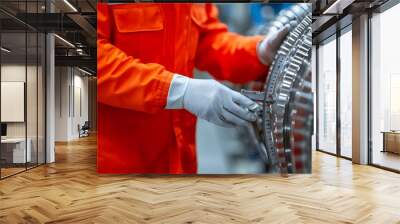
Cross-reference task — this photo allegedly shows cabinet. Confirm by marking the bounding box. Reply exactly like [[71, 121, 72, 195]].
[[382, 132, 400, 154]]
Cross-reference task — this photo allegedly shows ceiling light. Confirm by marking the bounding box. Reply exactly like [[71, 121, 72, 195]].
[[78, 67, 93, 76], [63, 0, 78, 12], [323, 0, 354, 15], [1, 47, 11, 53], [54, 34, 75, 48]]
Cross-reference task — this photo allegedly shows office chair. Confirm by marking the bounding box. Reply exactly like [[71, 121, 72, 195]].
[[79, 121, 90, 138]]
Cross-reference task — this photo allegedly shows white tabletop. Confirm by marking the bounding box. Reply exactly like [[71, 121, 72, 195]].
[[1, 138, 27, 143]]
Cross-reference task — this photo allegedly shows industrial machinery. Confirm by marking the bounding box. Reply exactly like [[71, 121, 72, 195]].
[[242, 4, 313, 174]]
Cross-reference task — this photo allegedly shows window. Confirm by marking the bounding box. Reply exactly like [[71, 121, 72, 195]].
[[339, 28, 352, 158], [370, 2, 400, 171], [317, 36, 337, 154]]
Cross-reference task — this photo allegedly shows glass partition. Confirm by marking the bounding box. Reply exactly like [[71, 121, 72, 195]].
[[0, 0, 46, 179], [1, 30, 28, 177]]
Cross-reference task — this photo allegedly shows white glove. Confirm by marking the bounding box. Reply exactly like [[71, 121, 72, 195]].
[[166, 74, 258, 127], [257, 24, 291, 66]]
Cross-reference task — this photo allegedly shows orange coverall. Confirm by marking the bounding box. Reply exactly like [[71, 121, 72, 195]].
[[97, 3, 268, 174]]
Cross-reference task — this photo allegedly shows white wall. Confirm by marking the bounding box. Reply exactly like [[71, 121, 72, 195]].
[[1, 65, 26, 141], [54, 67, 89, 141], [72, 73, 89, 138], [1, 65, 36, 137], [1, 63, 46, 164], [1, 65, 25, 132], [55, 66, 70, 141]]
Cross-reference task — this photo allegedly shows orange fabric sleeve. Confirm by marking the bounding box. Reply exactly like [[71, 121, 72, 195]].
[[97, 4, 174, 113], [194, 4, 268, 84]]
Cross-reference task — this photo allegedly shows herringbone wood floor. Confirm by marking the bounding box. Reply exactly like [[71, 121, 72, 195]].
[[1, 135, 400, 223]]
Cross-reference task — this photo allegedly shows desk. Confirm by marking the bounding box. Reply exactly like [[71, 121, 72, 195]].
[[1, 138, 31, 164], [381, 131, 400, 154]]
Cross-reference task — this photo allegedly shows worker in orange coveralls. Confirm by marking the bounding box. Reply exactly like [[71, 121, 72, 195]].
[[97, 3, 290, 174]]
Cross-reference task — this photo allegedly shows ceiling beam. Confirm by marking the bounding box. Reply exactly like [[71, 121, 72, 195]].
[[55, 55, 96, 70]]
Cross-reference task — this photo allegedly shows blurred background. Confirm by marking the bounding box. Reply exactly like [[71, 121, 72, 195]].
[[196, 3, 296, 174]]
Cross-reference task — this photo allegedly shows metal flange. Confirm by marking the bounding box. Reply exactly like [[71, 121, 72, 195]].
[[242, 4, 313, 174]]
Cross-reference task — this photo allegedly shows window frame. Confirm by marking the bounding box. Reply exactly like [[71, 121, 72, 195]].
[[315, 23, 353, 161], [367, 0, 400, 173]]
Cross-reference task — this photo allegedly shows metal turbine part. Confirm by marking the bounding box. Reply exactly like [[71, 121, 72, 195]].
[[254, 4, 312, 35], [264, 16, 312, 174], [286, 64, 313, 173], [242, 5, 313, 174]]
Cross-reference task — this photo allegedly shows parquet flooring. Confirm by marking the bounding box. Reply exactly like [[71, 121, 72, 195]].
[[1, 167, 26, 178], [1, 135, 400, 223]]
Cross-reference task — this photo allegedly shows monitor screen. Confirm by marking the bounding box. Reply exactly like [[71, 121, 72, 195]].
[[1, 123, 7, 137]]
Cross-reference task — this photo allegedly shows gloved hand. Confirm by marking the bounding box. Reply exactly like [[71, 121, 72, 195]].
[[257, 24, 291, 66], [166, 74, 258, 127]]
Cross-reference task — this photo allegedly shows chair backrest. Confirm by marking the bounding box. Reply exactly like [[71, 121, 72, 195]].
[[82, 121, 90, 129]]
